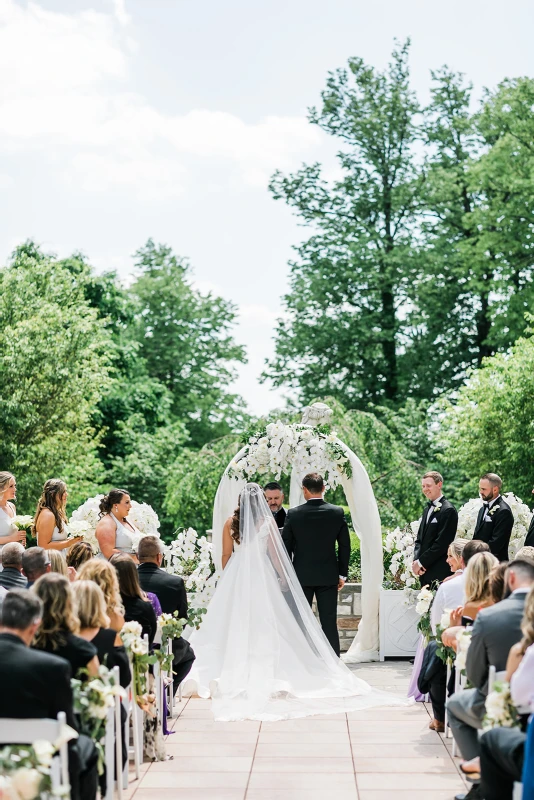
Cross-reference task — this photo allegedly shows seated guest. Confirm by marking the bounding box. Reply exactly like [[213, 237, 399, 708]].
[[72, 580, 131, 688], [478, 586, 534, 800], [447, 558, 534, 800], [111, 554, 157, 645], [489, 561, 508, 604], [422, 541, 490, 732], [32, 573, 99, 677], [77, 559, 125, 631], [22, 546, 51, 587], [264, 482, 287, 529], [67, 541, 94, 573], [441, 538, 469, 583], [95, 489, 139, 561], [0, 542, 27, 589], [461, 551, 499, 621], [0, 589, 99, 800], [50, 549, 69, 577], [137, 536, 196, 693], [517, 545, 534, 561]]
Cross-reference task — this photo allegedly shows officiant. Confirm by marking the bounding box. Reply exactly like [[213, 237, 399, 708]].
[[264, 481, 287, 530]]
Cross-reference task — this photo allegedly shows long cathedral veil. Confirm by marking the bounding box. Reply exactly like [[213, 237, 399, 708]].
[[183, 483, 407, 720]]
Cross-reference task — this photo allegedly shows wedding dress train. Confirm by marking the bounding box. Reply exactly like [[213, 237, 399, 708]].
[[183, 483, 409, 721]]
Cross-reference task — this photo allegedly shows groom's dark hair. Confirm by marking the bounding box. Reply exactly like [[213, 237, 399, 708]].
[[302, 473, 324, 493]]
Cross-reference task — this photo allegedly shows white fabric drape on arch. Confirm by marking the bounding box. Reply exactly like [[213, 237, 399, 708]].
[[212, 439, 382, 662]]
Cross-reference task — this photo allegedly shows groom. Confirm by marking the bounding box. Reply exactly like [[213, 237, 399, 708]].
[[282, 472, 351, 656]]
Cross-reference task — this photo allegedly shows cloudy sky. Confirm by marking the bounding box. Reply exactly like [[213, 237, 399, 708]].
[[1, 0, 532, 414]]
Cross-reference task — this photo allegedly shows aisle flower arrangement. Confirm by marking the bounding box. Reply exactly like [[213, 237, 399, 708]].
[[483, 681, 520, 731], [457, 493, 531, 556], [0, 727, 77, 799], [164, 527, 219, 613], [71, 666, 126, 773], [120, 621, 157, 713], [70, 495, 161, 554], [227, 421, 352, 489], [455, 628, 473, 673], [383, 520, 420, 589], [157, 611, 185, 672], [435, 609, 456, 666], [413, 587, 435, 644]]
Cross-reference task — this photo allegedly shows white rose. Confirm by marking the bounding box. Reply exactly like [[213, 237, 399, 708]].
[[440, 610, 452, 630], [32, 739, 55, 766], [11, 768, 42, 800]]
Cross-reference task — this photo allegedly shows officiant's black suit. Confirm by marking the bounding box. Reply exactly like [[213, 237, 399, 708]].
[[524, 511, 534, 548], [282, 499, 350, 656], [138, 563, 196, 692], [413, 497, 458, 587], [473, 495, 514, 561]]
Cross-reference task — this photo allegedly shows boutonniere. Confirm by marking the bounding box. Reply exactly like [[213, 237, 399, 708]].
[[488, 504, 500, 516], [434, 502, 442, 513]]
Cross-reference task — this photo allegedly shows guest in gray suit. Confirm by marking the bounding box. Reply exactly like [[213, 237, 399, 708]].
[[447, 558, 534, 800], [0, 542, 27, 589]]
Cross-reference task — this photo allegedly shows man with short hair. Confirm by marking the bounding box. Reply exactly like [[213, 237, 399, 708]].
[[0, 542, 27, 589], [264, 482, 286, 529], [21, 546, 50, 587], [412, 471, 458, 587], [0, 589, 98, 800], [474, 473, 514, 561], [447, 559, 534, 800], [137, 536, 195, 694], [282, 472, 350, 656]]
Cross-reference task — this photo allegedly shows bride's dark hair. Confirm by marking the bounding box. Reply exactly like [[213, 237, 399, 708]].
[[230, 498, 241, 545]]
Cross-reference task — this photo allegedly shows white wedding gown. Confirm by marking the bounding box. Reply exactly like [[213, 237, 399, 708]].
[[183, 484, 408, 721]]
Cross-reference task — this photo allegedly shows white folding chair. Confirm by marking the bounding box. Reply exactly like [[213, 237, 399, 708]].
[[0, 712, 70, 798], [445, 661, 452, 738], [123, 643, 146, 786], [488, 665, 506, 694], [103, 666, 123, 800], [165, 637, 175, 718]]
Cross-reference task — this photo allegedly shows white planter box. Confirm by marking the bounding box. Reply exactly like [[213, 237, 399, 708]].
[[379, 588, 419, 660]]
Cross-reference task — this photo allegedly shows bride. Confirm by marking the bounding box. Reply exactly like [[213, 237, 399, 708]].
[[183, 483, 407, 721]]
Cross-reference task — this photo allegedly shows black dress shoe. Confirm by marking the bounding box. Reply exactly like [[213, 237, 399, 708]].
[[454, 784, 482, 800]]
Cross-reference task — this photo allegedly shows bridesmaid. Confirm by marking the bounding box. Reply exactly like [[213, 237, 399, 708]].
[[33, 479, 82, 554], [0, 472, 26, 554], [95, 489, 139, 561]]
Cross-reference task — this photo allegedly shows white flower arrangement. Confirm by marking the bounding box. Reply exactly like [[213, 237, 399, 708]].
[[384, 520, 420, 589], [164, 528, 220, 610], [11, 514, 33, 530], [70, 495, 161, 554], [0, 726, 77, 800], [457, 493, 532, 556], [483, 681, 520, 731], [414, 587, 434, 616], [227, 420, 352, 488], [439, 609, 452, 630], [120, 620, 148, 656], [455, 628, 472, 672]]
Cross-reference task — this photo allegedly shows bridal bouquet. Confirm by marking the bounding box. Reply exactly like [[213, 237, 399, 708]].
[[457, 493, 531, 556], [383, 520, 420, 589], [483, 681, 520, 731], [70, 495, 161, 554], [227, 420, 352, 489], [164, 527, 219, 612]]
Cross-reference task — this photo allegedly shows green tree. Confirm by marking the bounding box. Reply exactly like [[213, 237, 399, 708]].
[[0, 245, 112, 511], [132, 240, 248, 447], [265, 41, 424, 408]]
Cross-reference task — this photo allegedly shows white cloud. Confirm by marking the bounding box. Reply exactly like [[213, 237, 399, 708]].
[[0, 0, 322, 195]]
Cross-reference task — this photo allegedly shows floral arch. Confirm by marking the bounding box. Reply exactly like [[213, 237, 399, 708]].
[[212, 403, 383, 662]]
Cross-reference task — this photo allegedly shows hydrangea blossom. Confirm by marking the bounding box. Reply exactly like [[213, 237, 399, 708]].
[[457, 493, 532, 556], [227, 420, 351, 489], [164, 528, 220, 610]]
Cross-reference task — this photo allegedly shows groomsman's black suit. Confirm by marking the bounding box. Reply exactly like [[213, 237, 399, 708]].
[[138, 562, 196, 693], [0, 633, 98, 800], [524, 511, 534, 549], [473, 495, 514, 562], [282, 499, 350, 656], [414, 496, 458, 588]]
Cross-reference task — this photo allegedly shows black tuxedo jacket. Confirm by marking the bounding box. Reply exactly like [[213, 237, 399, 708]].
[[524, 513, 534, 549], [0, 633, 76, 729], [473, 496, 514, 562], [414, 497, 458, 587], [282, 499, 350, 586], [138, 562, 188, 619]]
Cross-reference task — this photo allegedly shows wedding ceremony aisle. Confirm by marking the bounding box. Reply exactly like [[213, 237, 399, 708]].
[[125, 662, 468, 800]]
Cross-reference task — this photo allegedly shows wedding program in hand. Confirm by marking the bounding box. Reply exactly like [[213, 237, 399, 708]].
[[183, 482, 409, 721]]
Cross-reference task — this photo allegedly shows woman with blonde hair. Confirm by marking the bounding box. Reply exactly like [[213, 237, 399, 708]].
[[442, 538, 469, 583], [77, 558, 125, 631], [0, 471, 26, 552], [462, 551, 499, 620], [33, 479, 82, 554], [32, 572, 99, 677], [72, 580, 131, 688]]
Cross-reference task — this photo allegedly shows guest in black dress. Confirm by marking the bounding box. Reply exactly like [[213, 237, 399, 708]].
[[72, 579, 131, 688], [110, 554, 157, 645], [31, 573, 99, 677]]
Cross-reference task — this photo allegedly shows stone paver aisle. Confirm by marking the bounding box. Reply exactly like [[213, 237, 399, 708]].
[[125, 662, 467, 800]]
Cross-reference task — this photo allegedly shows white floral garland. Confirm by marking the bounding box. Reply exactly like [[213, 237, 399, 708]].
[[457, 493, 532, 557], [70, 495, 160, 554], [384, 520, 420, 590], [164, 528, 220, 610], [227, 420, 352, 488]]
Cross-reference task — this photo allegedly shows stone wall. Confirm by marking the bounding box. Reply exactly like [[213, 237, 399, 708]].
[[312, 582, 362, 652]]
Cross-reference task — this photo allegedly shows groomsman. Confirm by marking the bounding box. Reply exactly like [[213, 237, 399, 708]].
[[412, 471, 458, 588], [524, 484, 534, 548], [473, 473, 514, 561]]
